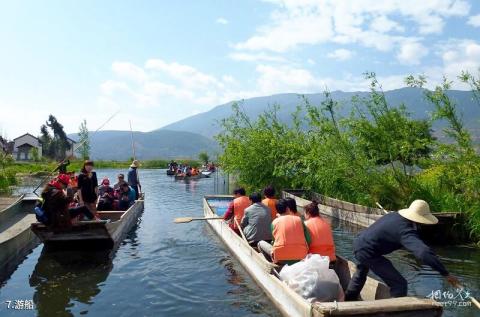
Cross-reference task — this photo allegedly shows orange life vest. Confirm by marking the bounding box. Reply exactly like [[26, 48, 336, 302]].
[[262, 198, 278, 220], [305, 217, 336, 261], [272, 215, 309, 262], [233, 196, 250, 229]]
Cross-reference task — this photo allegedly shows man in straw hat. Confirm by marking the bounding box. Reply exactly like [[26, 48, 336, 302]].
[[345, 199, 459, 300], [127, 160, 141, 200]]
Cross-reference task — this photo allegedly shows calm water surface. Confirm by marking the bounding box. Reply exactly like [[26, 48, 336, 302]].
[[0, 169, 478, 317]]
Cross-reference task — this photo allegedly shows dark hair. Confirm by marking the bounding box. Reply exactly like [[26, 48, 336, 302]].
[[233, 187, 246, 196], [118, 173, 125, 178], [263, 185, 275, 198], [249, 192, 262, 203], [284, 197, 298, 213], [121, 182, 129, 188], [305, 200, 320, 217], [81, 160, 94, 173], [275, 199, 288, 214]]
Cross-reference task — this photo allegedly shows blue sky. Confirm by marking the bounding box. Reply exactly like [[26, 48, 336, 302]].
[[0, 0, 479, 137]]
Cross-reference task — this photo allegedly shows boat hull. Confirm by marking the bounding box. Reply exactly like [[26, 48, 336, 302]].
[[31, 195, 144, 250], [0, 195, 40, 282], [203, 195, 443, 317]]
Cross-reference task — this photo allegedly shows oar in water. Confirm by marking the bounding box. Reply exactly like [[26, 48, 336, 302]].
[[174, 216, 223, 223], [455, 283, 480, 310]]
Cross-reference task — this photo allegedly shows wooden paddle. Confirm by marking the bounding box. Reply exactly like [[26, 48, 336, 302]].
[[454, 282, 480, 309], [234, 218, 249, 243], [174, 216, 223, 223], [376, 202, 389, 214]]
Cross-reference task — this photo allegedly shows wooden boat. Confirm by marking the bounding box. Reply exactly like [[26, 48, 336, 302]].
[[203, 195, 443, 317], [174, 174, 203, 181], [201, 171, 213, 177], [282, 190, 466, 243], [31, 194, 144, 250], [166, 170, 176, 176], [0, 194, 40, 281]]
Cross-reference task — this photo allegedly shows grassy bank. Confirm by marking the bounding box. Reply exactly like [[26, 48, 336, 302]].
[[0, 158, 201, 193]]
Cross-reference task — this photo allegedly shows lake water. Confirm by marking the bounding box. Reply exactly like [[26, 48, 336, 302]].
[[0, 169, 478, 317]]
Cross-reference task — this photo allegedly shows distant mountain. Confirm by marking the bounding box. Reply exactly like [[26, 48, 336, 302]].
[[69, 130, 219, 160], [160, 87, 480, 140]]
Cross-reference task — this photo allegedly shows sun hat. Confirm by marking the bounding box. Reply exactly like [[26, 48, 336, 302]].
[[130, 160, 140, 168], [398, 200, 438, 225]]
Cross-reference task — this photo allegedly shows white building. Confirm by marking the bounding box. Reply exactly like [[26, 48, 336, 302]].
[[12, 133, 42, 161]]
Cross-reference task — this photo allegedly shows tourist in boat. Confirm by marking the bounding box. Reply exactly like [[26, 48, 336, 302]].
[[284, 197, 301, 217], [97, 178, 115, 211], [344, 200, 460, 301], [262, 185, 278, 220], [114, 173, 126, 191], [240, 192, 272, 247], [257, 199, 310, 265], [77, 160, 99, 217], [223, 187, 250, 234], [39, 174, 94, 228], [304, 200, 336, 263], [128, 160, 141, 199], [119, 182, 136, 211]]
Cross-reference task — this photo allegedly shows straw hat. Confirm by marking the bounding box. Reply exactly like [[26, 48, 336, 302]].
[[398, 200, 438, 225], [130, 160, 140, 168]]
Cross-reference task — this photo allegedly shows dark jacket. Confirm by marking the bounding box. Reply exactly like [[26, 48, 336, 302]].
[[354, 212, 449, 276], [127, 167, 139, 186], [41, 185, 72, 229]]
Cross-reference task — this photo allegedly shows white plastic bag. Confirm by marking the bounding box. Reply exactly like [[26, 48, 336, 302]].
[[279, 254, 344, 302]]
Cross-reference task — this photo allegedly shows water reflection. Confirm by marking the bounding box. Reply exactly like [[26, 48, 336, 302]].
[[29, 250, 113, 317]]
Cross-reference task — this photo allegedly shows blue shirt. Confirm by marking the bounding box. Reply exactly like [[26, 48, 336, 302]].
[[127, 167, 139, 186]]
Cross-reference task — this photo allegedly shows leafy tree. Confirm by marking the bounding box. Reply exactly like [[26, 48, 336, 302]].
[[40, 115, 71, 160], [198, 151, 210, 165], [30, 147, 40, 162], [77, 119, 90, 160]]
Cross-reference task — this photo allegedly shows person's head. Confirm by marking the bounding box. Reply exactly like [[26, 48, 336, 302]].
[[57, 174, 70, 189], [304, 200, 320, 219], [249, 192, 262, 204], [117, 173, 125, 182], [398, 200, 438, 225], [233, 187, 246, 198], [263, 185, 275, 198], [130, 160, 140, 168], [275, 199, 288, 215], [81, 160, 94, 173], [284, 197, 298, 214], [121, 182, 130, 192], [102, 178, 110, 186]]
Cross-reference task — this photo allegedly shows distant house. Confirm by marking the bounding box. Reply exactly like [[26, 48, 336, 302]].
[[12, 133, 42, 161], [66, 137, 77, 158]]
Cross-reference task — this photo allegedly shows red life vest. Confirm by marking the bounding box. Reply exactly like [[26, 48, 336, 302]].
[[262, 198, 278, 220], [233, 196, 250, 230], [272, 215, 309, 262], [305, 217, 336, 261]]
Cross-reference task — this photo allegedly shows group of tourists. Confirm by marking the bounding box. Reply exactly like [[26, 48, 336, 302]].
[[224, 186, 460, 301], [35, 159, 142, 229]]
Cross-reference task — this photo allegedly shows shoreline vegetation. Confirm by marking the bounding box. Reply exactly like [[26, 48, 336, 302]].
[[0, 158, 200, 194], [216, 72, 480, 244]]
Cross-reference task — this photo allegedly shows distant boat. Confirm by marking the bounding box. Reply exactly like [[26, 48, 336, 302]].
[[31, 194, 145, 250], [201, 171, 213, 177], [174, 174, 203, 181], [203, 195, 443, 317], [166, 170, 176, 176]]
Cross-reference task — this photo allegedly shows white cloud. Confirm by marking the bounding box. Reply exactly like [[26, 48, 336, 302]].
[[397, 41, 429, 65], [467, 14, 480, 27], [234, 0, 470, 53], [228, 52, 287, 62], [327, 48, 355, 61], [112, 61, 147, 83], [438, 39, 480, 81], [216, 17, 228, 25]]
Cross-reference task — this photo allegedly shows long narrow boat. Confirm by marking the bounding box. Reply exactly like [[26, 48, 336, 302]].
[[203, 195, 443, 317], [174, 174, 203, 181], [166, 170, 176, 176], [282, 189, 465, 243], [0, 194, 40, 281], [31, 194, 144, 250]]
